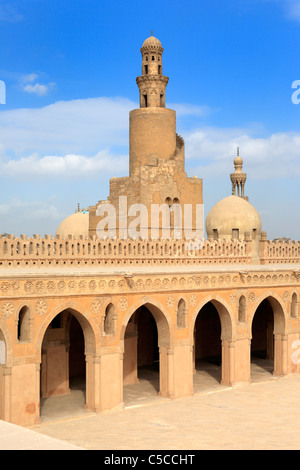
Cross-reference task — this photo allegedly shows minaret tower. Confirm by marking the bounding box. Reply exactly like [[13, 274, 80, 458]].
[[136, 31, 169, 108], [89, 33, 203, 239], [129, 33, 179, 177], [230, 147, 248, 200]]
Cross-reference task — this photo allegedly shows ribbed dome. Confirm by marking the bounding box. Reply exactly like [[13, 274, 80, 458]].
[[55, 212, 89, 238], [206, 195, 262, 240], [142, 34, 162, 48]]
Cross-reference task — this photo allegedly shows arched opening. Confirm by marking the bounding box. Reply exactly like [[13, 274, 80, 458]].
[[192, 300, 233, 392], [104, 303, 116, 335], [238, 296, 246, 323], [291, 293, 298, 319], [177, 299, 187, 328], [40, 309, 92, 422], [251, 297, 286, 381], [17, 306, 31, 342], [193, 302, 222, 391], [122, 303, 170, 407]]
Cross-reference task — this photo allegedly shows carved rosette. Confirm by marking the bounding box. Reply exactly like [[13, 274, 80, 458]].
[[166, 296, 175, 309], [1, 302, 14, 319], [35, 300, 48, 316], [283, 291, 290, 302], [118, 298, 128, 312], [91, 299, 102, 315]]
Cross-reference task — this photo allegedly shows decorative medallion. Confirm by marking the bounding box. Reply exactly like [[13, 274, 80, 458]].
[[91, 299, 102, 315], [166, 296, 175, 309], [118, 298, 128, 312], [283, 291, 290, 302], [68, 280, 76, 290], [35, 300, 48, 316], [24, 281, 34, 293], [1, 302, 14, 319], [0, 282, 10, 294], [189, 294, 197, 307], [46, 281, 56, 293], [35, 281, 45, 293]]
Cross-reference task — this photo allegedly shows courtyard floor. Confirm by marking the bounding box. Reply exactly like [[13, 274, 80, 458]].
[[21, 358, 300, 451]]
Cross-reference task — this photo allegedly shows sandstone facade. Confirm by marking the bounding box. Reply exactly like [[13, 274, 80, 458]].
[[0, 34, 299, 427]]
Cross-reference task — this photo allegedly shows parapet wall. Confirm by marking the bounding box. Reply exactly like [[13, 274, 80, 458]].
[[1, 234, 299, 268], [0, 235, 252, 267], [260, 236, 300, 264]]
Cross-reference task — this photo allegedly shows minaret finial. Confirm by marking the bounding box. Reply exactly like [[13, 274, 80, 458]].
[[230, 148, 248, 199]]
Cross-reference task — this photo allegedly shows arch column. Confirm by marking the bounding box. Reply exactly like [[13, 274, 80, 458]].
[[8, 361, 40, 426], [221, 338, 251, 386], [85, 353, 101, 412], [97, 347, 124, 412], [162, 340, 193, 399], [0, 366, 12, 423], [274, 334, 288, 377]]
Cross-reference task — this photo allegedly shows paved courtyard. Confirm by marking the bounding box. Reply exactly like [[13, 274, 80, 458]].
[[26, 361, 300, 451]]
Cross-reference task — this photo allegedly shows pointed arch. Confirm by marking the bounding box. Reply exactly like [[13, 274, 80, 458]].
[[250, 292, 287, 378], [249, 292, 287, 336], [120, 298, 173, 349], [120, 297, 173, 401], [177, 298, 187, 329], [291, 292, 299, 319], [36, 301, 98, 361], [190, 295, 234, 344]]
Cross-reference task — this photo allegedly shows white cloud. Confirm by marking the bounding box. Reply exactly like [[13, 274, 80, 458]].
[[19, 73, 55, 96], [185, 126, 300, 180], [0, 96, 135, 158], [0, 96, 299, 185], [0, 150, 128, 179], [21, 73, 39, 84], [0, 198, 61, 237], [23, 82, 52, 96]]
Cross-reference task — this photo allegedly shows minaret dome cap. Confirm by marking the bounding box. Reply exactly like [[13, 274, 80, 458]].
[[142, 33, 163, 49]]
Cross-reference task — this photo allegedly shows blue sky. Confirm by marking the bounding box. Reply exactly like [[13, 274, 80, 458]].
[[0, 0, 300, 239]]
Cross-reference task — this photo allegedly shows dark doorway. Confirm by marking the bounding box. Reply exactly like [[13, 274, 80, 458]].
[[193, 302, 222, 390], [251, 299, 274, 380]]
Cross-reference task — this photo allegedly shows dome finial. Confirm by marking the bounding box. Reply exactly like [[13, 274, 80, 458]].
[[151, 30, 153, 36], [237, 146, 239, 157]]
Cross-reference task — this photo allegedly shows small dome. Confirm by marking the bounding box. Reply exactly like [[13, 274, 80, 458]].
[[55, 212, 89, 238], [234, 156, 243, 167], [142, 34, 162, 48], [206, 195, 262, 240]]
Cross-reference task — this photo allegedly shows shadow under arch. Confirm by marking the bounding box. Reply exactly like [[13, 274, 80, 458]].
[[190, 295, 235, 389], [36, 302, 98, 361], [120, 299, 173, 405], [0, 322, 13, 367], [249, 292, 287, 336], [120, 299, 173, 349], [37, 302, 98, 421], [250, 293, 287, 379], [190, 295, 234, 344]]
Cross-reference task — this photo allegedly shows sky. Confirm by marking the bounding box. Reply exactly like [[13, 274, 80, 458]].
[[0, 0, 300, 240]]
